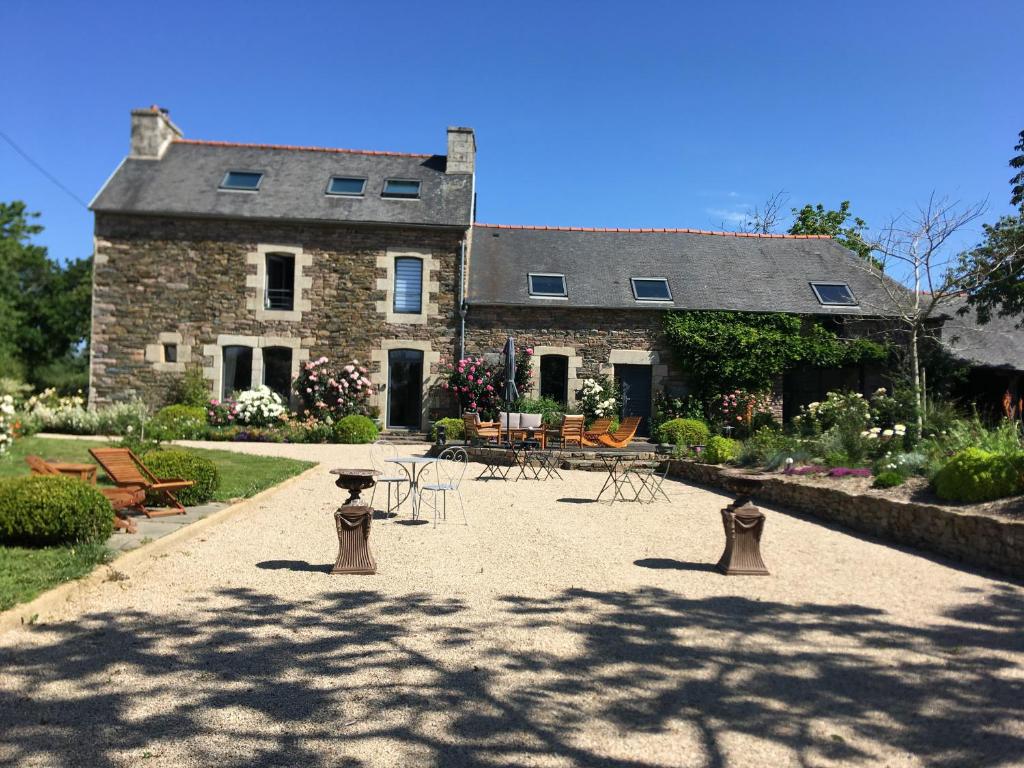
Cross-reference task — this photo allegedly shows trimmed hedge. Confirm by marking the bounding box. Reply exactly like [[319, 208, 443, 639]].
[[933, 448, 1022, 503], [151, 404, 207, 439], [702, 436, 740, 465], [0, 475, 114, 546], [142, 449, 219, 506], [656, 418, 710, 446], [333, 415, 379, 444], [430, 417, 465, 442]]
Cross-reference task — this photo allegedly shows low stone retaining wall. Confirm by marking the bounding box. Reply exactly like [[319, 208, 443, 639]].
[[666, 459, 1024, 581]]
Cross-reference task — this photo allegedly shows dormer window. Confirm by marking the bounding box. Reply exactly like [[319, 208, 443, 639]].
[[528, 273, 567, 298], [810, 282, 858, 306], [631, 278, 672, 302], [382, 179, 421, 199], [220, 171, 264, 191], [327, 176, 366, 196]]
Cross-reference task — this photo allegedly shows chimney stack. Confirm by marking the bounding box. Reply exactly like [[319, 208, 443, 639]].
[[446, 126, 475, 175], [130, 105, 182, 159]]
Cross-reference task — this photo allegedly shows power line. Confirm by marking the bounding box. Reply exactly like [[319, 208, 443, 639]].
[[0, 129, 90, 209]]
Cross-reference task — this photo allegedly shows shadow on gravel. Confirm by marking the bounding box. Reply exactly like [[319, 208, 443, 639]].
[[2, 584, 1023, 767], [255, 560, 332, 573], [634, 558, 718, 572]]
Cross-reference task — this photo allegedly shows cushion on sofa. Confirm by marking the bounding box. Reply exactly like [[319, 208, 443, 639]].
[[498, 411, 521, 430], [519, 413, 543, 429]]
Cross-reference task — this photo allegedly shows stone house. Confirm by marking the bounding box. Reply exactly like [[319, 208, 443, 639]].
[[88, 107, 902, 432]]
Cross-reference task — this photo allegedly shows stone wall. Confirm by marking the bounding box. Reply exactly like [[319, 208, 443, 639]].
[[91, 213, 465, 428], [666, 460, 1024, 580]]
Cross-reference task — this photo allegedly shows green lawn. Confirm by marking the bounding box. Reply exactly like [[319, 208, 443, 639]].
[[1, 436, 317, 612]]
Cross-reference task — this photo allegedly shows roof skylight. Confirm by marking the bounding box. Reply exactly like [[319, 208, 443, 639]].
[[382, 179, 421, 199], [810, 282, 858, 306], [219, 171, 264, 191], [631, 278, 672, 302], [528, 273, 567, 298], [326, 176, 366, 196]]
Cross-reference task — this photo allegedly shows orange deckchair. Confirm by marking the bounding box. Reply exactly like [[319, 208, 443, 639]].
[[25, 455, 144, 533], [581, 417, 612, 447], [88, 448, 193, 517], [595, 416, 643, 449]]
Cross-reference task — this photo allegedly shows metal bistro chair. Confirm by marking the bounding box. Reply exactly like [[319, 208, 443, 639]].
[[369, 442, 410, 520], [419, 447, 469, 527], [628, 459, 673, 503]]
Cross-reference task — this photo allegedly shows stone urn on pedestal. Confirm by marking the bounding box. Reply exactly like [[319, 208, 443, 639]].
[[716, 474, 770, 576], [329, 468, 379, 575]]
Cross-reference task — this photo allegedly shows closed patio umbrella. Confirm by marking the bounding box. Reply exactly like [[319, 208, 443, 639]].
[[501, 336, 519, 434]]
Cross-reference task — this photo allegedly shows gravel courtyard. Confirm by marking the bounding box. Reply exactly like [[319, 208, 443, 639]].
[[2, 441, 1022, 768]]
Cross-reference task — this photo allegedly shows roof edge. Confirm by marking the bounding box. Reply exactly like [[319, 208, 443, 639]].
[[474, 222, 832, 239], [173, 138, 435, 159]]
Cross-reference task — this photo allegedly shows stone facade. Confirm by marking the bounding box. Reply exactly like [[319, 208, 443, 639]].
[[90, 213, 464, 430], [464, 305, 687, 407]]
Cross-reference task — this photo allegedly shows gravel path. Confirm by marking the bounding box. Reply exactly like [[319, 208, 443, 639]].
[[2, 441, 1022, 768]]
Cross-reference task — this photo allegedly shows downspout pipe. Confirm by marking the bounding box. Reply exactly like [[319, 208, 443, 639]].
[[458, 238, 467, 361]]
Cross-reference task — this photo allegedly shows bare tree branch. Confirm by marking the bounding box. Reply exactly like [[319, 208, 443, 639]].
[[738, 190, 789, 234]]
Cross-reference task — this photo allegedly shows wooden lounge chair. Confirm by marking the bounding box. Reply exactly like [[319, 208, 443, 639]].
[[581, 417, 612, 447], [555, 414, 585, 448], [88, 448, 193, 517], [25, 455, 144, 533], [595, 416, 643, 449], [462, 412, 500, 445]]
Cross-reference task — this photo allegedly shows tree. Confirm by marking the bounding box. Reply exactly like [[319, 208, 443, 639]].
[[738, 190, 789, 234], [864, 194, 989, 429], [788, 201, 879, 268], [0, 201, 92, 391], [959, 129, 1024, 326], [1010, 129, 1024, 210]]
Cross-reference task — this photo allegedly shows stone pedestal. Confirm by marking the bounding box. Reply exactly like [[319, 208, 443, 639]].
[[329, 469, 379, 576], [717, 501, 770, 576]]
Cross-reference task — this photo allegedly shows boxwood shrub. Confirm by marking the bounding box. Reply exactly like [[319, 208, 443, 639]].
[[933, 448, 1022, 503], [702, 436, 740, 465], [430, 417, 465, 442], [0, 475, 114, 546], [333, 415, 379, 444], [656, 418, 710, 446], [142, 449, 219, 506]]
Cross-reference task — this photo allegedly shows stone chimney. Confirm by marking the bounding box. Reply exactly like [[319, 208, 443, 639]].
[[130, 105, 182, 159], [446, 126, 475, 175]]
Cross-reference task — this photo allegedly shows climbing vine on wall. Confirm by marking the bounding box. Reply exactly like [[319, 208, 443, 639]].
[[662, 311, 888, 405]]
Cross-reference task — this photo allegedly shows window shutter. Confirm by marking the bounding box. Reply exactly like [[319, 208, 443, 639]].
[[393, 258, 423, 314]]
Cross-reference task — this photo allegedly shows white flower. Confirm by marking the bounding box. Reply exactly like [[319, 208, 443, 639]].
[[882, 429, 894, 437]]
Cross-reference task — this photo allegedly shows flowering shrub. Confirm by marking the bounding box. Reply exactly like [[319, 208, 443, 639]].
[[234, 386, 286, 427], [440, 348, 532, 417], [577, 377, 618, 422], [23, 389, 146, 437], [0, 395, 16, 456], [294, 357, 375, 421], [207, 398, 239, 427], [713, 389, 773, 436]]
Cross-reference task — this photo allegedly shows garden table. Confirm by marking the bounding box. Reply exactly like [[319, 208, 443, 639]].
[[384, 456, 438, 520], [596, 454, 645, 502]]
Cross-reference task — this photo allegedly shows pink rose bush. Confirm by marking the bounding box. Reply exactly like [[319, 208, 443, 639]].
[[440, 348, 533, 417], [293, 357, 375, 421]]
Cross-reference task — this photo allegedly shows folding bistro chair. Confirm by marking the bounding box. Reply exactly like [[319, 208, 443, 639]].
[[628, 460, 672, 503], [420, 447, 469, 526], [368, 442, 410, 520]]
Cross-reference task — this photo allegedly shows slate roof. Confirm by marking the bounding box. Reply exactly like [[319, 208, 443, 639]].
[[91, 139, 473, 228], [940, 296, 1024, 372], [468, 224, 904, 316]]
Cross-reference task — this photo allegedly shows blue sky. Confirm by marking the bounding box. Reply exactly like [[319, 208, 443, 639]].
[[1, 0, 1021, 263]]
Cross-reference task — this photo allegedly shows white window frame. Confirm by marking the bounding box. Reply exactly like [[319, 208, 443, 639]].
[[810, 281, 859, 306], [325, 176, 367, 197], [528, 273, 568, 299], [630, 277, 673, 302]]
